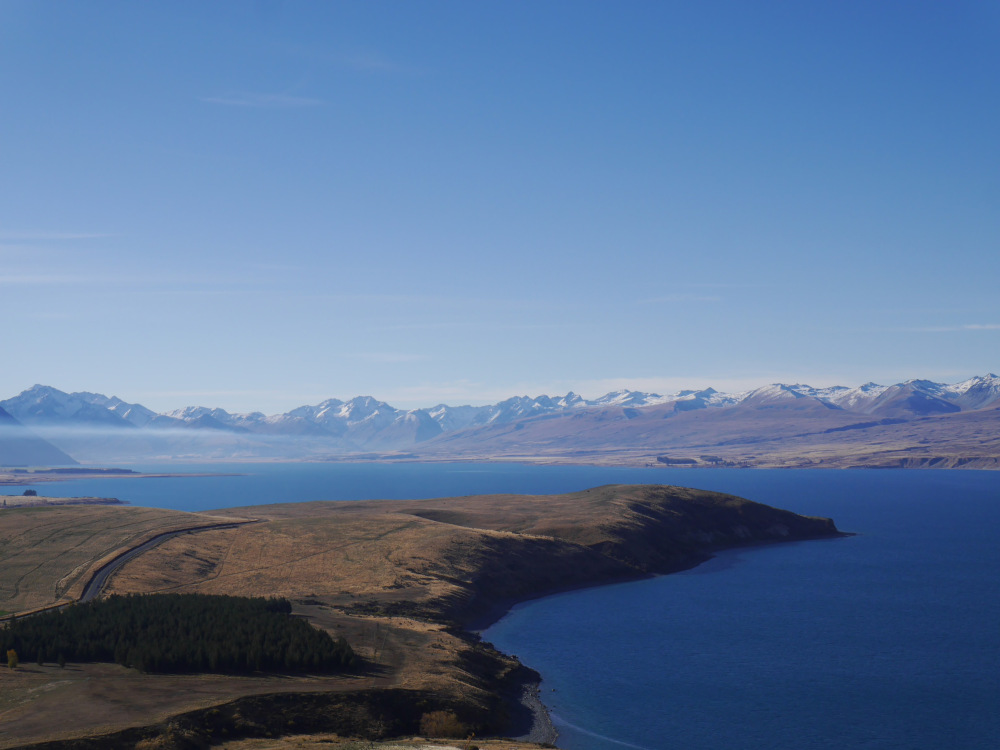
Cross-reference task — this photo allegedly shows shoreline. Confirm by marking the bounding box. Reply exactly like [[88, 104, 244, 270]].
[[468, 532, 853, 744], [515, 681, 559, 745], [467, 529, 851, 633], [0, 471, 243, 486], [4, 484, 847, 747]]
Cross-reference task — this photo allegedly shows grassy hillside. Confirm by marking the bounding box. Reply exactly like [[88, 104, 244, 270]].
[[106, 485, 839, 626], [0, 504, 240, 615], [1, 485, 841, 748]]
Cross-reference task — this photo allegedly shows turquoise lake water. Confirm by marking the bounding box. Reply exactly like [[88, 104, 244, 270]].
[[7, 464, 999, 749]]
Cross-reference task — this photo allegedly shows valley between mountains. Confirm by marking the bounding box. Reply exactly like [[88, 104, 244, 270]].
[[1, 375, 999, 468]]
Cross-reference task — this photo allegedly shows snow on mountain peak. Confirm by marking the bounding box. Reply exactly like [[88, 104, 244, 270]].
[[6, 373, 1000, 456]]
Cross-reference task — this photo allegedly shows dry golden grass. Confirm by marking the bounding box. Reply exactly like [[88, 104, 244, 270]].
[[104, 488, 656, 623], [0, 504, 241, 614], [2, 485, 838, 748]]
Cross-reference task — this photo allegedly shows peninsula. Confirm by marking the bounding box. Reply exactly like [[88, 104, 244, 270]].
[[0, 485, 843, 749]]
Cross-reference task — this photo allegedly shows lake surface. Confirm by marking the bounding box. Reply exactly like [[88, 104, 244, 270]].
[[485, 469, 1000, 750], [6, 464, 999, 749], [6, 461, 711, 512]]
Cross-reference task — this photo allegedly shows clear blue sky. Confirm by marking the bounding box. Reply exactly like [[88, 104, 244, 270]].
[[2, 1, 998, 413]]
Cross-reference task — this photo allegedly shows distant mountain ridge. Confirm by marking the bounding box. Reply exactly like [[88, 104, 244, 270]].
[[3, 375, 1000, 465], [0, 405, 78, 466]]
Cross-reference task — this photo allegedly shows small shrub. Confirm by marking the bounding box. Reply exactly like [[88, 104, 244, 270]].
[[419, 709, 467, 738]]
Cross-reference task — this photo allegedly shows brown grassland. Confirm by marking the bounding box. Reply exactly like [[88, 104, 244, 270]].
[[0, 501, 246, 615], [0, 485, 841, 749]]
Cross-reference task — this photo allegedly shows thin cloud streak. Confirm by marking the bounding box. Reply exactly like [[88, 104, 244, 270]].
[[0, 274, 96, 285], [906, 324, 1000, 332], [1, 272, 232, 288], [347, 352, 428, 364], [637, 294, 722, 304], [376, 322, 570, 332], [200, 92, 324, 108], [0, 231, 114, 241], [139, 289, 555, 313]]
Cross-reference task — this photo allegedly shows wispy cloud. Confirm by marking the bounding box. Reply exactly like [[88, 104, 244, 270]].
[[683, 282, 764, 289], [637, 294, 722, 304], [0, 272, 221, 287], [347, 352, 428, 364], [14, 311, 75, 320], [0, 274, 96, 285], [906, 324, 1000, 332], [0, 231, 113, 241], [376, 321, 570, 332], [200, 92, 324, 108]]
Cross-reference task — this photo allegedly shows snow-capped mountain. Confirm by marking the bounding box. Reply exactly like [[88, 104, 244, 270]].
[[816, 382, 889, 411], [0, 386, 136, 429], [426, 404, 483, 432], [588, 390, 671, 408], [4, 374, 999, 463], [106, 397, 159, 427], [942, 373, 1000, 410]]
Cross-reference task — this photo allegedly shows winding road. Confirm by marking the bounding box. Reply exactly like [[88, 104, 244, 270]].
[[79, 519, 259, 602]]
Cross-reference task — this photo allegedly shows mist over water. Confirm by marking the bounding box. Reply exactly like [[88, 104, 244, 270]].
[[6, 464, 998, 748]]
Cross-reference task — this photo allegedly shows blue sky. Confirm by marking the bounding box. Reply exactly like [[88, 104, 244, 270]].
[[2, 1, 998, 413]]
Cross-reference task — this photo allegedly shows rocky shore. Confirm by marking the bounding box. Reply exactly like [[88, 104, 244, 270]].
[[514, 682, 558, 745]]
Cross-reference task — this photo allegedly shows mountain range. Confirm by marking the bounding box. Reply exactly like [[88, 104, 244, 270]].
[[2, 375, 999, 468]]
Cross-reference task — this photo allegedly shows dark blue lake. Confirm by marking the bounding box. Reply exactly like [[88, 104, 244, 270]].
[[485, 469, 1000, 750], [6, 464, 999, 749], [5, 461, 703, 511]]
